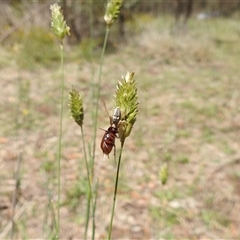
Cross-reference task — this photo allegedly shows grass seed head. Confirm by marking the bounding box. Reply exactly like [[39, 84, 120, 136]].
[[114, 71, 139, 143], [69, 88, 84, 127], [159, 163, 168, 185], [50, 3, 70, 40], [104, 0, 122, 27]]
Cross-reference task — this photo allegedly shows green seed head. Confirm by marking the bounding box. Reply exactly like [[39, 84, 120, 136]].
[[159, 163, 168, 185], [104, 0, 122, 27], [50, 3, 70, 40], [114, 72, 139, 143], [69, 88, 84, 127]]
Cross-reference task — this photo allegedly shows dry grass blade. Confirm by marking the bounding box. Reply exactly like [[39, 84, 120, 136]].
[[0, 200, 31, 239]]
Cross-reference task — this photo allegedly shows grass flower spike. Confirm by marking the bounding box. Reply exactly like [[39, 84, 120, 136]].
[[50, 3, 70, 40], [104, 0, 122, 27], [160, 163, 168, 185], [114, 71, 139, 144], [69, 88, 84, 127], [108, 73, 138, 239]]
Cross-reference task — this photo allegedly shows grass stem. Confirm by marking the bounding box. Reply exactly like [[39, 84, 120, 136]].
[[10, 152, 22, 239], [80, 126, 92, 240], [108, 141, 125, 240], [92, 181, 98, 240], [90, 26, 110, 240], [56, 42, 64, 239], [91, 27, 110, 171]]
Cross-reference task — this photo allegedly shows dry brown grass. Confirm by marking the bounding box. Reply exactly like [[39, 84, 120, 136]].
[[1, 14, 240, 239]]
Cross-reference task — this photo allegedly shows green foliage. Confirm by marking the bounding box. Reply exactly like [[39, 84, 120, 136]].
[[150, 205, 180, 226], [16, 214, 28, 240], [42, 160, 56, 173], [77, 38, 99, 61], [175, 155, 189, 164], [201, 127, 215, 143], [163, 152, 172, 162], [201, 209, 230, 228], [16, 78, 33, 130], [10, 28, 61, 68], [64, 179, 88, 210], [155, 187, 183, 202], [233, 171, 240, 179], [0, 48, 12, 68]]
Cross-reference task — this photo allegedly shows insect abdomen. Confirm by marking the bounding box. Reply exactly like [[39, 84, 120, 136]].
[[100, 127, 118, 155]]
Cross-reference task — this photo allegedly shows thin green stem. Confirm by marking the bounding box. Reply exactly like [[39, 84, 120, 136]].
[[108, 141, 125, 240], [90, 27, 110, 240], [88, 0, 95, 176], [50, 199, 57, 239], [81, 128, 98, 240], [84, 191, 91, 240], [81, 126, 92, 240], [88, 0, 93, 65], [57, 42, 64, 239], [80, 2, 95, 239], [10, 152, 22, 239], [40, 169, 53, 238], [91, 26, 110, 174], [81, 126, 91, 184], [92, 180, 98, 240]]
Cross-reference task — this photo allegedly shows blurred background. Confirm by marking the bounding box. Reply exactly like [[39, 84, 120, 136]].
[[0, 0, 240, 239]]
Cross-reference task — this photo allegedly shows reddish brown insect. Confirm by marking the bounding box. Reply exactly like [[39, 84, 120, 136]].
[[100, 106, 121, 159]]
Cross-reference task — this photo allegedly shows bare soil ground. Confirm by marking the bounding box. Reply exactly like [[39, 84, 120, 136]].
[[1, 15, 240, 239]]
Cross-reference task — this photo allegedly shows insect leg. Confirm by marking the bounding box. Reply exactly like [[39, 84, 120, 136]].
[[99, 127, 108, 132], [101, 99, 112, 124]]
